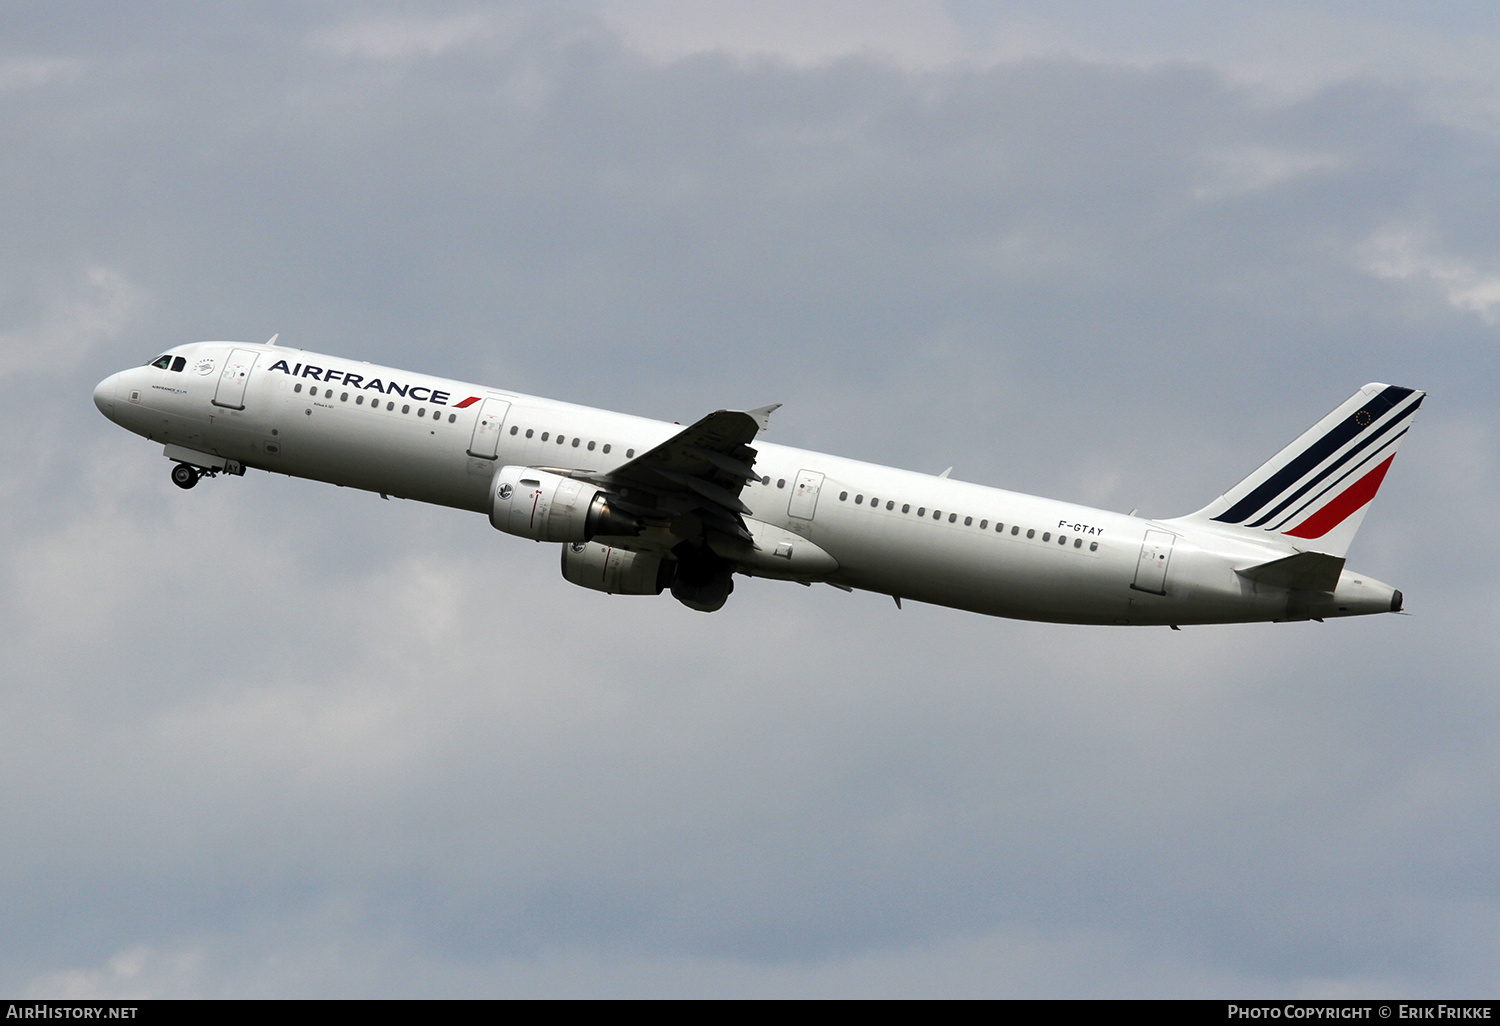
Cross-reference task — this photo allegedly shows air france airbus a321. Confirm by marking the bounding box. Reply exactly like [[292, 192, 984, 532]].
[[92, 339, 1423, 625]]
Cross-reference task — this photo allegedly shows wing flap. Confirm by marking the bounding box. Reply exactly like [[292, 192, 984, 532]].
[[655, 469, 754, 515], [596, 405, 779, 549], [685, 445, 759, 481]]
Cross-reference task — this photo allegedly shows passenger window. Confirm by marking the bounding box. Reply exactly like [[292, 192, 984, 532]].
[[526, 429, 534, 438], [870, 497, 879, 507], [541, 432, 549, 441], [886, 501, 894, 510], [1090, 541, 1098, 552], [573, 438, 580, 447], [150, 355, 172, 369], [949, 513, 957, 523], [603, 444, 611, 454], [402, 404, 410, 414], [777, 479, 786, 489], [902, 504, 910, 513], [322, 389, 330, 399], [171, 356, 186, 372], [980, 520, 987, 529], [417, 408, 425, 417], [627, 449, 635, 458], [1026, 529, 1035, 539], [558, 436, 566, 445], [510, 426, 518, 435], [1042, 532, 1051, 542], [996, 523, 1003, 532], [356, 395, 364, 405], [449, 414, 456, 423], [964, 516, 972, 526], [1074, 538, 1082, 548], [917, 507, 925, 516], [1012, 526, 1019, 535], [587, 441, 595, 450], [294, 383, 302, 393], [387, 402, 394, 411], [341, 393, 349, 402], [855, 495, 863, 504], [933, 510, 941, 520], [1058, 535, 1066, 545], [840, 491, 848, 501]]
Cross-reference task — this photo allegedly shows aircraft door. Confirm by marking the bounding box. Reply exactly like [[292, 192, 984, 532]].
[[788, 470, 825, 520], [211, 349, 260, 410], [466, 398, 512, 459], [1131, 529, 1175, 595]]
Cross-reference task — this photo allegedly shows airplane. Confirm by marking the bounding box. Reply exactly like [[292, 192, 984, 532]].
[[92, 339, 1423, 625]]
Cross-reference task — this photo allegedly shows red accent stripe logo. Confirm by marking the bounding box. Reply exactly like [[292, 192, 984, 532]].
[[452, 396, 483, 409], [1284, 455, 1396, 539]]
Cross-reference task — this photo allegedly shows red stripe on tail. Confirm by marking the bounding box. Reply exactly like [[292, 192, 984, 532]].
[[1284, 455, 1395, 539]]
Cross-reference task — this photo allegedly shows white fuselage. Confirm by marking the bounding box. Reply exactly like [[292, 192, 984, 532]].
[[93, 342, 1401, 626]]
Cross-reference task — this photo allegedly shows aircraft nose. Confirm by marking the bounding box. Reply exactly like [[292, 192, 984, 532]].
[[93, 373, 118, 418]]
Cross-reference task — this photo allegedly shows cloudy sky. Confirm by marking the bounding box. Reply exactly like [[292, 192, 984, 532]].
[[3, 0, 1498, 998]]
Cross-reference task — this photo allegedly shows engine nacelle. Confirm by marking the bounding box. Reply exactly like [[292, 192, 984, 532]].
[[561, 541, 671, 595], [490, 466, 640, 543]]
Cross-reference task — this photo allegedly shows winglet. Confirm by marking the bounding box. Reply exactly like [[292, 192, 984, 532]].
[[265, 333, 280, 347], [747, 404, 781, 432], [938, 467, 952, 479]]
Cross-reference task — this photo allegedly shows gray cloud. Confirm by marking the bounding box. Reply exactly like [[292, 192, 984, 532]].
[[2, 0, 1498, 997]]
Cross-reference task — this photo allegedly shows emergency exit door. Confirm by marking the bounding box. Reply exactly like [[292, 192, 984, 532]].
[[788, 470, 825, 520], [466, 397, 512, 459], [1131, 529, 1175, 595], [211, 349, 260, 410]]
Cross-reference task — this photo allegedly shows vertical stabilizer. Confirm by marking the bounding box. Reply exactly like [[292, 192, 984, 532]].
[[1185, 383, 1424, 558]]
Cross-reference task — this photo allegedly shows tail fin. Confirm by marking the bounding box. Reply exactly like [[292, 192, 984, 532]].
[[1186, 383, 1424, 558]]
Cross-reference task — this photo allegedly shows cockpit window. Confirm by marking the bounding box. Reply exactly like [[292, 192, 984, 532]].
[[171, 356, 186, 372], [149, 355, 172, 369]]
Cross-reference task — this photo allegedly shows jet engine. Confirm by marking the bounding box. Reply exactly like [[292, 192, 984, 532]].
[[489, 466, 640, 543], [560, 541, 671, 595]]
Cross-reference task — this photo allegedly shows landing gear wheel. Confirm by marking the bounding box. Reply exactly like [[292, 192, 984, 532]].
[[170, 463, 200, 490]]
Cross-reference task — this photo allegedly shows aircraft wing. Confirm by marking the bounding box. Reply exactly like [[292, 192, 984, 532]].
[[579, 404, 780, 545]]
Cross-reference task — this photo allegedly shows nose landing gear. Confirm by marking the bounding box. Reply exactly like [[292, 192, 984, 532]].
[[170, 462, 201, 489], [166, 453, 242, 490]]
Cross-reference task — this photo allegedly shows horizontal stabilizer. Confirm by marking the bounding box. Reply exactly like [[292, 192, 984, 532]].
[[1236, 551, 1345, 592]]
